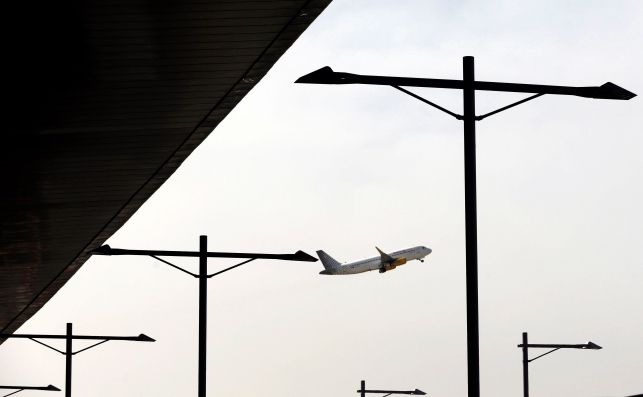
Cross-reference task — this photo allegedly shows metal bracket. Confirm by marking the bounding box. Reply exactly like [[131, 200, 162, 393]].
[[150, 255, 198, 278], [208, 258, 256, 278], [528, 347, 560, 362], [392, 85, 463, 120], [476, 93, 545, 121], [72, 339, 109, 355], [2, 389, 24, 397], [28, 338, 65, 355]]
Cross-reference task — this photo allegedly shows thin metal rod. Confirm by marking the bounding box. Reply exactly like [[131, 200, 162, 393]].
[[518, 343, 592, 349], [208, 258, 256, 278], [95, 247, 314, 261], [150, 255, 198, 278], [476, 93, 545, 120], [0, 386, 57, 391], [0, 333, 148, 341], [198, 236, 207, 397], [28, 338, 65, 355], [528, 347, 561, 362], [392, 85, 463, 120], [65, 323, 72, 397], [72, 339, 109, 355], [463, 55, 480, 397], [522, 332, 529, 397], [2, 390, 23, 397]]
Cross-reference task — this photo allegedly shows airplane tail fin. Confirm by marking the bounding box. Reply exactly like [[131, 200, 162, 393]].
[[316, 250, 341, 270]]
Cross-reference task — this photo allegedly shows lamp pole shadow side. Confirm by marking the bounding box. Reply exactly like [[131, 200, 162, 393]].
[[90, 235, 318, 397]]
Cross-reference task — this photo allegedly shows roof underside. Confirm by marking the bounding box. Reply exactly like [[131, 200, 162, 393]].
[[1, 0, 331, 340]]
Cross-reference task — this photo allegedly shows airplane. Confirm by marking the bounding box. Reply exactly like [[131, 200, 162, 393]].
[[317, 246, 432, 275]]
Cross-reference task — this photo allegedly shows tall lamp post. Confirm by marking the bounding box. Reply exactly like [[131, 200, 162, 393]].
[[91, 235, 317, 397], [296, 57, 635, 397], [0, 384, 60, 397], [518, 331, 602, 397], [0, 323, 154, 397], [358, 380, 426, 397]]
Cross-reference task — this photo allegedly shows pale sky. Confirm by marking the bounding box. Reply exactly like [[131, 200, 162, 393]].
[[2, 1, 642, 397]]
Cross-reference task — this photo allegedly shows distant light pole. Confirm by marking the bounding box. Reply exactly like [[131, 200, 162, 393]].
[[358, 380, 426, 397], [518, 331, 602, 397], [296, 57, 635, 397], [0, 323, 154, 397], [0, 384, 60, 397], [91, 235, 317, 397]]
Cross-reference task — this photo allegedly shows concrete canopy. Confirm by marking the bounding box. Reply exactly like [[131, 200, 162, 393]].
[[1, 0, 331, 340]]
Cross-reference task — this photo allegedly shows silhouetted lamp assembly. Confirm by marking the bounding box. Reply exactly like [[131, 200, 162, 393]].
[[0, 323, 154, 397], [518, 332, 601, 397], [358, 380, 426, 397], [0, 384, 60, 397], [296, 58, 634, 397], [91, 235, 317, 397]]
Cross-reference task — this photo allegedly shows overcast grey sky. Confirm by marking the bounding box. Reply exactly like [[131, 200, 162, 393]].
[[2, 1, 642, 397]]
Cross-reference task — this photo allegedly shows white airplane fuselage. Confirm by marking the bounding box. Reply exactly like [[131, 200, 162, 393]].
[[318, 246, 432, 275]]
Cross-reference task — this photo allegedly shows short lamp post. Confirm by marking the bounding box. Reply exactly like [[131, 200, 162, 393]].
[[358, 380, 427, 397], [518, 332, 601, 397], [91, 235, 317, 397], [0, 323, 154, 397], [0, 384, 60, 397]]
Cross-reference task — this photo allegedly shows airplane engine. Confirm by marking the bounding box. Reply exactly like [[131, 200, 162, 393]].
[[379, 258, 407, 273]]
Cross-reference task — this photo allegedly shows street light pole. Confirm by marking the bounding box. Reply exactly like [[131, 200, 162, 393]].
[[518, 331, 602, 397], [91, 235, 317, 397], [65, 323, 72, 397], [296, 58, 634, 397], [0, 323, 154, 397], [462, 56, 480, 397], [198, 235, 207, 397], [522, 332, 529, 397]]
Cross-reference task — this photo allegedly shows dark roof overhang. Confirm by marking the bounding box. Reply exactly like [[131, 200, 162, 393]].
[[1, 0, 332, 340]]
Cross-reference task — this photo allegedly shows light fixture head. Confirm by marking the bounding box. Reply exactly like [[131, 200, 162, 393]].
[[293, 250, 318, 262], [584, 341, 602, 349], [90, 245, 113, 255], [136, 334, 156, 342], [595, 82, 636, 100], [295, 66, 355, 84]]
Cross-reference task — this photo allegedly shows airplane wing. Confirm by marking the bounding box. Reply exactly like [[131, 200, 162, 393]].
[[375, 246, 396, 264]]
